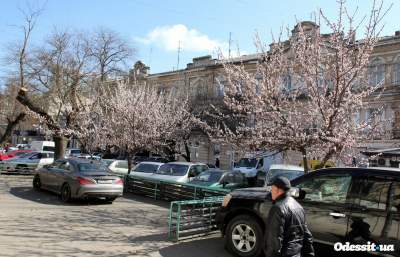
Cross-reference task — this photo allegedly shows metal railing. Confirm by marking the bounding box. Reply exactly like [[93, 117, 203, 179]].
[[124, 175, 230, 201], [168, 196, 224, 241]]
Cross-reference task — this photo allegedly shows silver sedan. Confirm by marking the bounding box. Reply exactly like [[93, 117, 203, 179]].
[[33, 159, 123, 203]]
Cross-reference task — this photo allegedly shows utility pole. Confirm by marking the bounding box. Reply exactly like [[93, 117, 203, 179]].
[[177, 40, 181, 70]]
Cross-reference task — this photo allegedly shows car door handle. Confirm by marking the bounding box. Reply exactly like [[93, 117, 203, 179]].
[[329, 212, 346, 218]]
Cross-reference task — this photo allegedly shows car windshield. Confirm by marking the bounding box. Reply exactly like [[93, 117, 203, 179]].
[[101, 160, 114, 168], [78, 163, 106, 173], [192, 171, 223, 183], [236, 158, 257, 168], [70, 149, 81, 154], [134, 163, 160, 173], [156, 164, 188, 176]]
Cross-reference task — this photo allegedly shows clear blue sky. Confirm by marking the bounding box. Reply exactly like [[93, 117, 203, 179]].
[[0, 0, 399, 78]]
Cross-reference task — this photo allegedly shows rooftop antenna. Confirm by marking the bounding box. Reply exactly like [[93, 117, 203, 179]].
[[176, 40, 181, 70], [228, 32, 232, 58]]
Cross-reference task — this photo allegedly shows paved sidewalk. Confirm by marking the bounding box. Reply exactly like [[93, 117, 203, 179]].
[[0, 175, 231, 257]]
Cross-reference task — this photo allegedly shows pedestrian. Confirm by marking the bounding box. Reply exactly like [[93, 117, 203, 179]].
[[4, 143, 10, 153], [264, 176, 314, 257], [215, 157, 220, 168]]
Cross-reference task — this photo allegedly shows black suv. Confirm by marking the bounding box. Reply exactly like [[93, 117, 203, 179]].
[[216, 167, 400, 257]]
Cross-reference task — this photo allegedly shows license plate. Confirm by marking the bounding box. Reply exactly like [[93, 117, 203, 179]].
[[97, 180, 112, 184]]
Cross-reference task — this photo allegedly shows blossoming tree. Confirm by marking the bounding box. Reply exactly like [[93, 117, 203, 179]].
[[204, 0, 391, 172], [88, 82, 190, 172]]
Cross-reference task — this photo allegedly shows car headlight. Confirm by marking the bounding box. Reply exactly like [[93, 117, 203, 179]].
[[222, 194, 232, 207]]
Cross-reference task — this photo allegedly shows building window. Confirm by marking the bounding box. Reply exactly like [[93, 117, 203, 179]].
[[283, 74, 292, 91], [255, 73, 263, 95], [369, 58, 385, 86], [366, 108, 384, 122], [215, 76, 225, 97], [354, 111, 361, 125]]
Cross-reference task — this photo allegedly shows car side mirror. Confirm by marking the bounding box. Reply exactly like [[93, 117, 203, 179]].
[[188, 170, 196, 177]]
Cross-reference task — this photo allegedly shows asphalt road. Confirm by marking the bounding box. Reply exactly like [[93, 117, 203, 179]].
[[0, 175, 232, 257]]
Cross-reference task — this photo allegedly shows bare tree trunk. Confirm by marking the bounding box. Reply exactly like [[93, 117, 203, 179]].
[[53, 135, 68, 160], [127, 151, 132, 174], [181, 141, 191, 162], [0, 113, 26, 144], [301, 148, 309, 173]]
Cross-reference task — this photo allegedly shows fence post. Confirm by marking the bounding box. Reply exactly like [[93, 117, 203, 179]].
[[168, 201, 174, 239], [176, 203, 181, 241]]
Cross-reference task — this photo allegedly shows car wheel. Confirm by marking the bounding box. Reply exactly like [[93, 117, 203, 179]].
[[60, 183, 72, 203], [225, 214, 263, 257], [33, 175, 41, 190]]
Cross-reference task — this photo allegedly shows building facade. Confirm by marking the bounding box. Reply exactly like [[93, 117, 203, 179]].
[[134, 22, 400, 169]]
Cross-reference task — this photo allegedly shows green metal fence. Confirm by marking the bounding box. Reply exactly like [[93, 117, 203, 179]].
[[124, 175, 230, 201], [168, 196, 224, 241]]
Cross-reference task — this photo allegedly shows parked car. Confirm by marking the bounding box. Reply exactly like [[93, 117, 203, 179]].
[[259, 164, 304, 187], [128, 161, 164, 179], [65, 148, 81, 158], [33, 158, 123, 202], [30, 141, 55, 152], [0, 149, 33, 161], [1, 151, 54, 173], [133, 155, 169, 164], [76, 154, 101, 161], [101, 159, 129, 175], [233, 153, 283, 185], [217, 167, 400, 257], [188, 169, 247, 190], [150, 162, 208, 183]]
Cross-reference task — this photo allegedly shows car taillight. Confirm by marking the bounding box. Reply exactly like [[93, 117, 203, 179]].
[[77, 177, 95, 185], [115, 178, 123, 185]]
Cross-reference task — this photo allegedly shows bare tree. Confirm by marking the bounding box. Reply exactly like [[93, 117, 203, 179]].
[[11, 24, 137, 158], [89, 28, 134, 83], [203, 0, 391, 172], [0, 5, 43, 145]]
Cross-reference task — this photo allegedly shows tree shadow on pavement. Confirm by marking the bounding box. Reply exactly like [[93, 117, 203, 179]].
[[9, 186, 115, 206], [158, 236, 233, 257]]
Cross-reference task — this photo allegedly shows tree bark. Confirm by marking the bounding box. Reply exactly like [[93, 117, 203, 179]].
[[16, 88, 60, 131], [0, 113, 26, 144], [301, 148, 309, 173], [181, 141, 191, 162], [53, 135, 68, 160], [127, 151, 132, 174]]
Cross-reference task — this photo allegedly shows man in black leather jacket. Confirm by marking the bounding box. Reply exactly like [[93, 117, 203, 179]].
[[264, 176, 314, 257]]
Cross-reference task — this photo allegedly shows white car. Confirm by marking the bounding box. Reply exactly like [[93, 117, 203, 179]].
[[102, 159, 130, 175], [1, 151, 54, 173], [264, 164, 305, 190], [129, 161, 163, 179], [150, 162, 209, 183], [65, 148, 81, 158]]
